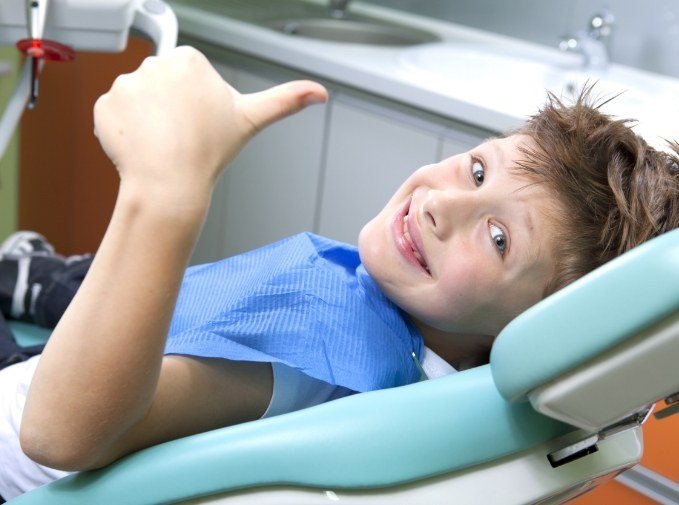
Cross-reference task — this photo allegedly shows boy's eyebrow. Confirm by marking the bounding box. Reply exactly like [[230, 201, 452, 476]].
[[509, 208, 539, 270], [489, 140, 505, 168]]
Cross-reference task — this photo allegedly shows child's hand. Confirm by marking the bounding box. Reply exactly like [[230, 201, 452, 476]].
[[93, 46, 327, 207]]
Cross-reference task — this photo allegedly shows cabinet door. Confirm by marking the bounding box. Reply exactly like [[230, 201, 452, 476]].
[[192, 67, 327, 262], [317, 97, 439, 245]]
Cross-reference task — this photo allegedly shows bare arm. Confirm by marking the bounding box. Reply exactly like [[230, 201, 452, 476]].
[[19, 47, 327, 471]]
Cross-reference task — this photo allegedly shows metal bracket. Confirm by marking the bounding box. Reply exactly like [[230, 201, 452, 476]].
[[653, 392, 679, 420], [547, 407, 650, 468], [547, 434, 599, 468]]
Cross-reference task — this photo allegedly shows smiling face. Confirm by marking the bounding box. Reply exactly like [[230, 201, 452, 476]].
[[358, 135, 560, 340]]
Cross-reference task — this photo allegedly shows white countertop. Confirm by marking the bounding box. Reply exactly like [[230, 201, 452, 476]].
[[168, 0, 679, 150]]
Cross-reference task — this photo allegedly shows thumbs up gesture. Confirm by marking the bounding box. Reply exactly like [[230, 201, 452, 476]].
[[94, 46, 327, 206]]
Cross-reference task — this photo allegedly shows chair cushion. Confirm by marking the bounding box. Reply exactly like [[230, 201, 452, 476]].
[[9, 321, 51, 348], [11, 366, 574, 504]]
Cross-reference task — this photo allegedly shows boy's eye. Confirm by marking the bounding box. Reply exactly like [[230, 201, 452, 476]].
[[471, 159, 485, 187], [489, 224, 507, 255]]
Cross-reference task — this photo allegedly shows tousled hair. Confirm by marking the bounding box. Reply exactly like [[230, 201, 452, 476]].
[[512, 85, 679, 296]]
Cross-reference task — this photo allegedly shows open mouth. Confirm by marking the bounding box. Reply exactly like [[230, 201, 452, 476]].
[[403, 213, 430, 274], [393, 198, 430, 276]]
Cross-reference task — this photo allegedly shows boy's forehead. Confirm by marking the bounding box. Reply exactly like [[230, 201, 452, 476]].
[[480, 134, 532, 162], [474, 135, 541, 193]]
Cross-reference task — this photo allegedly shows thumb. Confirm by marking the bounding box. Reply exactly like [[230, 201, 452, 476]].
[[238, 80, 328, 133]]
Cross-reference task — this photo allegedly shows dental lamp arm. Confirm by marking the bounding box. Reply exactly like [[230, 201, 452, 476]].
[[0, 0, 178, 162], [131, 0, 177, 56]]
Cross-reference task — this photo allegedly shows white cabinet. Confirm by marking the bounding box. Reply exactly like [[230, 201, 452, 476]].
[[192, 66, 327, 262], [220, 70, 327, 258], [317, 96, 440, 245]]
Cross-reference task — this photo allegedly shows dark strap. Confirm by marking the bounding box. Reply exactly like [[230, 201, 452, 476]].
[[0, 255, 92, 370], [0, 311, 44, 371]]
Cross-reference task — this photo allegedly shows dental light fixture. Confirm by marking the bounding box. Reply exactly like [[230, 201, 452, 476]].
[[0, 0, 177, 160]]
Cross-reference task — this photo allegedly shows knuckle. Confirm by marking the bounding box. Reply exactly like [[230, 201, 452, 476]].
[[139, 55, 158, 70], [176, 45, 207, 68], [93, 95, 105, 116], [176, 45, 198, 58], [112, 72, 131, 89]]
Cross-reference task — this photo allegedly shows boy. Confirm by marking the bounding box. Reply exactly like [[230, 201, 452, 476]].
[[0, 46, 676, 500]]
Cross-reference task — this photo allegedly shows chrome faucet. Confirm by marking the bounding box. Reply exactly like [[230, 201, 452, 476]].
[[559, 11, 615, 71], [329, 0, 350, 19]]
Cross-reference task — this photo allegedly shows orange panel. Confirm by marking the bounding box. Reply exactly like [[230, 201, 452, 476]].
[[641, 400, 679, 481], [18, 55, 76, 253], [20, 37, 152, 255]]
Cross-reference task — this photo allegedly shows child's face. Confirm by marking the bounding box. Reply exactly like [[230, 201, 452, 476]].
[[358, 135, 559, 338]]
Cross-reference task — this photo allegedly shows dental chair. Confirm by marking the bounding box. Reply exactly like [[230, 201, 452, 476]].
[[6, 228, 679, 504], [2, 2, 678, 502]]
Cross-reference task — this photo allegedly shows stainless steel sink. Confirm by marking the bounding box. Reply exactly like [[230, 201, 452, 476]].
[[268, 18, 439, 46], [169, 0, 439, 46]]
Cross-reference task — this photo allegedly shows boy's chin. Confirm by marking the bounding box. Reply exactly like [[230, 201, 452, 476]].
[[357, 218, 381, 267], [356, 221, 371, 258]]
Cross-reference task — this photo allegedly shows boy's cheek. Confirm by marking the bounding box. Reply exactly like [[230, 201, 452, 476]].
[[433, 260, 499, 321], [436, 246, 486, 288]]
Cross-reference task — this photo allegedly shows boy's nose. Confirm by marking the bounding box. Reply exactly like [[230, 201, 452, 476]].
[[421, 188, 478, 240]]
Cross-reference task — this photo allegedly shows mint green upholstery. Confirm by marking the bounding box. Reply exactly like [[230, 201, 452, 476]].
[[9, 365, 575, 504], [8, 321, 51, 347], [491, 229, 679, 403]]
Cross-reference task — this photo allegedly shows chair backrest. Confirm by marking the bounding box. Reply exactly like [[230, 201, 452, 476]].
[[490, 228, 679, 431]]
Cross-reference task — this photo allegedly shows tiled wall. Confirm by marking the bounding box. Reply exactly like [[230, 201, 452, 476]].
[[363, 0, 679, 78]]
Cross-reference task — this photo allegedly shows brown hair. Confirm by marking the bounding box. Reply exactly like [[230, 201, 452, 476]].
[[513, 85, 679, 296]]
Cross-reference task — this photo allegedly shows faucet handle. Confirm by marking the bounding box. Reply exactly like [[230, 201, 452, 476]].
[[558, 35, 579, 52], [589, 11, 615, 40], [329, 0, 350, 19]]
